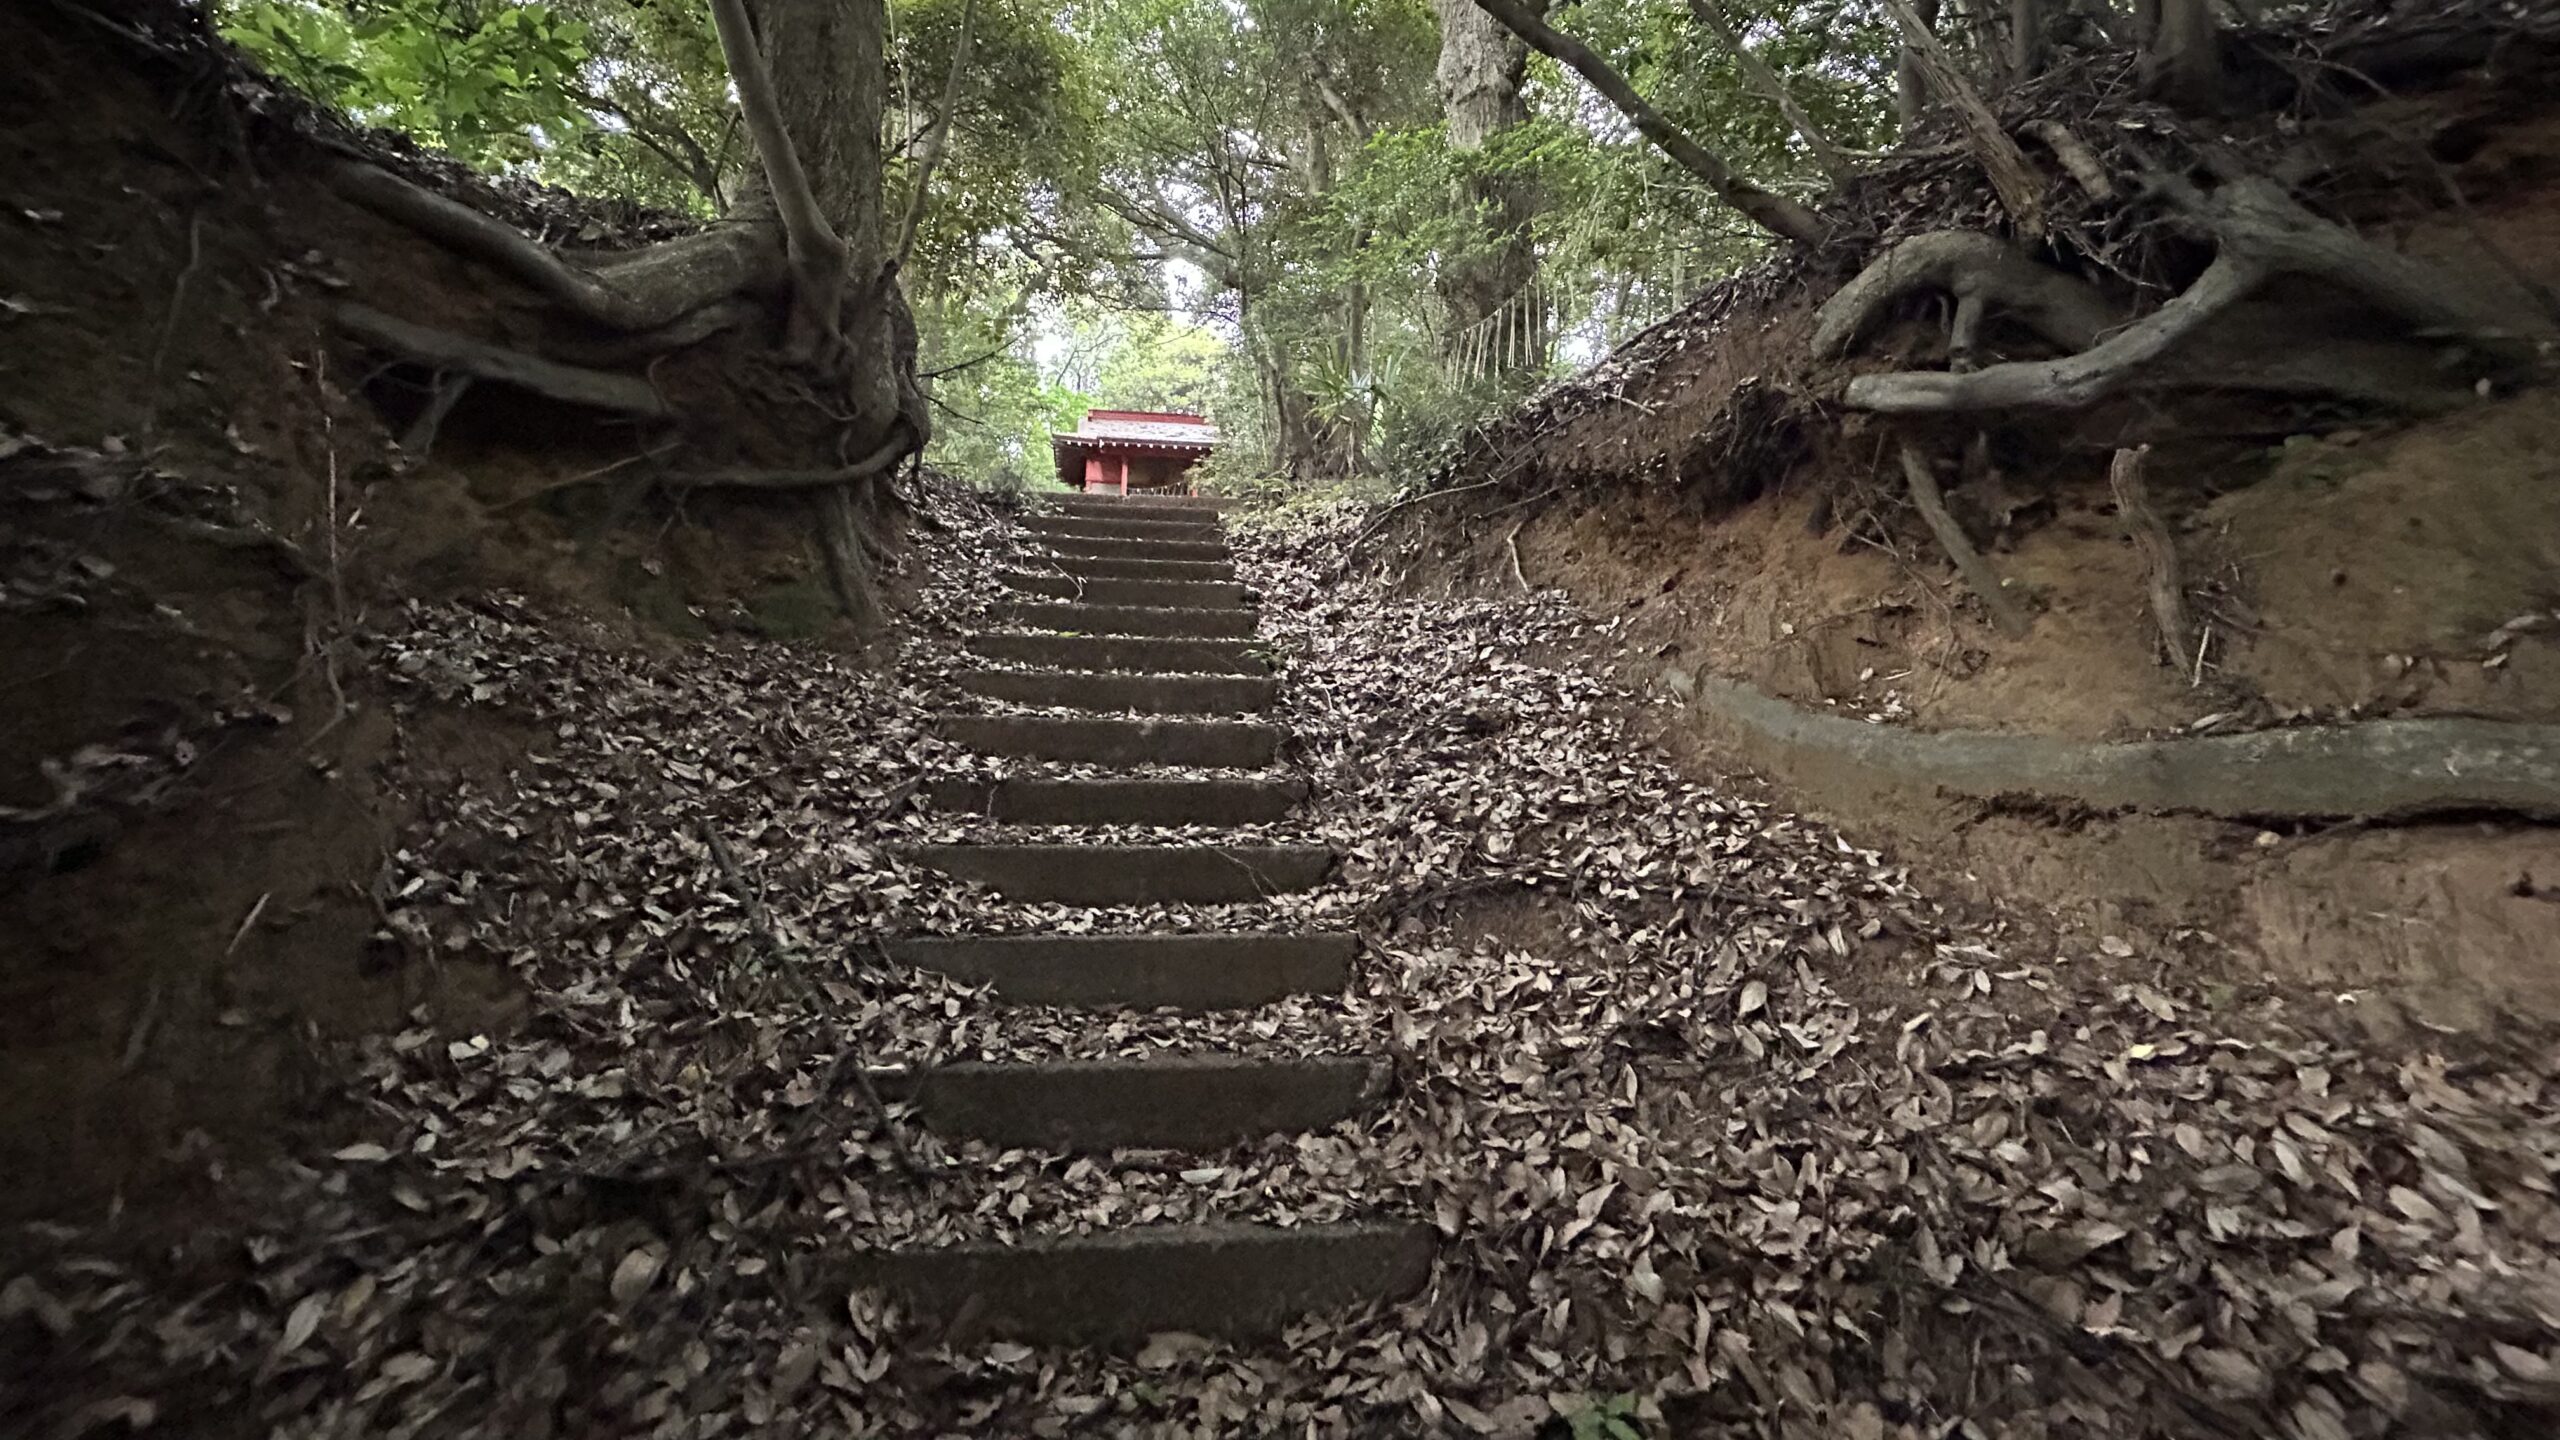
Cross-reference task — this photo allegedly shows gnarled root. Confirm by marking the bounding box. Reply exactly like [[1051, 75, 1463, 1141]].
[[1846, 248, 2262, 413], [322, 160, 782, 336], [334, 303, 671, 417], [2107, 445, 2196, 671], [1830, 178, 2553, 418], [1813, 231, 2118, 367]]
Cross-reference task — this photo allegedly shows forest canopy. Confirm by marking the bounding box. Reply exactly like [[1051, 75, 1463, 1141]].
[[209, 0, 2549, 508], [213, 0, 1904, 488]]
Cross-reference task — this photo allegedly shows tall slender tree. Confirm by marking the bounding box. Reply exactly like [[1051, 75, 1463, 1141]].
[[1433, 0, 1545, 371]]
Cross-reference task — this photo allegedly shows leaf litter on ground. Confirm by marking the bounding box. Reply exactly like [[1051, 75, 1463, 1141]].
[[10, 482, 2560, 1438]]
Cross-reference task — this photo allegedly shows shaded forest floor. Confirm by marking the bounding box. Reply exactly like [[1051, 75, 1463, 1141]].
[[5, 4, 2560, 1435], [11, 495, 2560, 1439]]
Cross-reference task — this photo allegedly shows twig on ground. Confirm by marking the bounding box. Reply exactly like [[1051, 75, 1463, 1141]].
[[226, 892, 271, 955]]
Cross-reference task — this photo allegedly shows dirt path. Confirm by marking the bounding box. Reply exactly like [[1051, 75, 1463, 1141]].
[[9, 496, 2559, 1438]]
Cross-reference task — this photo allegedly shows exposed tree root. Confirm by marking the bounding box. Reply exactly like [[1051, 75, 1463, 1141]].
[[1814, 231, 2117, 365], [1830, 176, 2551, 418], [1899, 440, 2030, 638], [396, 372, 473, 459], [544, 300, 761, 369], [322, 160, 778, 335], [813, 484, 882, 628], [334, 304, 671, 417], [2105, 445, 2196, 670], [660, 432, 911, 492], [1689, 677, 2560, 822], [2178, 175, 2546, 359], [1847, 248, 2262, 413]]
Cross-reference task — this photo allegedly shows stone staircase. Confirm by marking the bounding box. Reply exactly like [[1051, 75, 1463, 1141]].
[[856, 492, 1430, 1346]]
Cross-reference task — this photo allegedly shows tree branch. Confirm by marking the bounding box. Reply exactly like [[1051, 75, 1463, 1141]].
[[1468, 0, 1829, 247], [893, 0, 978, 274], [582, 88, 727, 211], [1879, 0, 2048, 236], [1686, 0, 1852, 183]]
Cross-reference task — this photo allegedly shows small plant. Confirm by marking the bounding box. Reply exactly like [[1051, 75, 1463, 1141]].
[[1561, 1392, 1645, 1440]]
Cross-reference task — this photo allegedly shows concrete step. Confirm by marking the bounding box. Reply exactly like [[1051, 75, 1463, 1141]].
[[907, 843, 1331, 904], [1052, 493, 1236, 516], [1000, 572, 1255, 610], [941, 714, 1284, 769], [1044, 535, 1230, 564], [1026, 514, 1223, 543], [885, 931, 1355, 1009], [883, 1054, 1381, 1152], [929, 775, 1303, 826], [848, 1220, 1432, 1345], [952, 669, 1278, 716], [994, 601, 1257, 640], [1055, 554, 1236, 582], [966, 633, 1269, 675]]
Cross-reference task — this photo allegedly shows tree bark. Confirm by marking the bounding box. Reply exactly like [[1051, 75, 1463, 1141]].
[[1880, 0, 2047, 236], [2107, 445, 2196, 669], [1896, 0, 1941, 134], [1435, 0, 1546, 366], [2143, 0, 2219, 112], [1468, 0, 1829, 247]]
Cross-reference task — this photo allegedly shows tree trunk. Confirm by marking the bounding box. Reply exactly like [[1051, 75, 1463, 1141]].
[[1896, 0, 1942, 134], [1435, 0, 1545, 368], [733, 0, 901, 438], [2010, 0, 2047, 81], [2144, 0, 2220, 112]]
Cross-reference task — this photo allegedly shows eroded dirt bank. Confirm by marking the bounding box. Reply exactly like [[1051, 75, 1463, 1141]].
[[0, 1, 901, 1225], [1377, 12, 2560, 1031]]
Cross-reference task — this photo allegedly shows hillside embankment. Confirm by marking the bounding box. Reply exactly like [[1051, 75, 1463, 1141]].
[[1377, 3, 2560, 1029], [0, 2, 895, 1224]]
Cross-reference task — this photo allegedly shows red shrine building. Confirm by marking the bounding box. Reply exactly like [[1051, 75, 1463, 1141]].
[[1051, 409, 1219, 494]]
